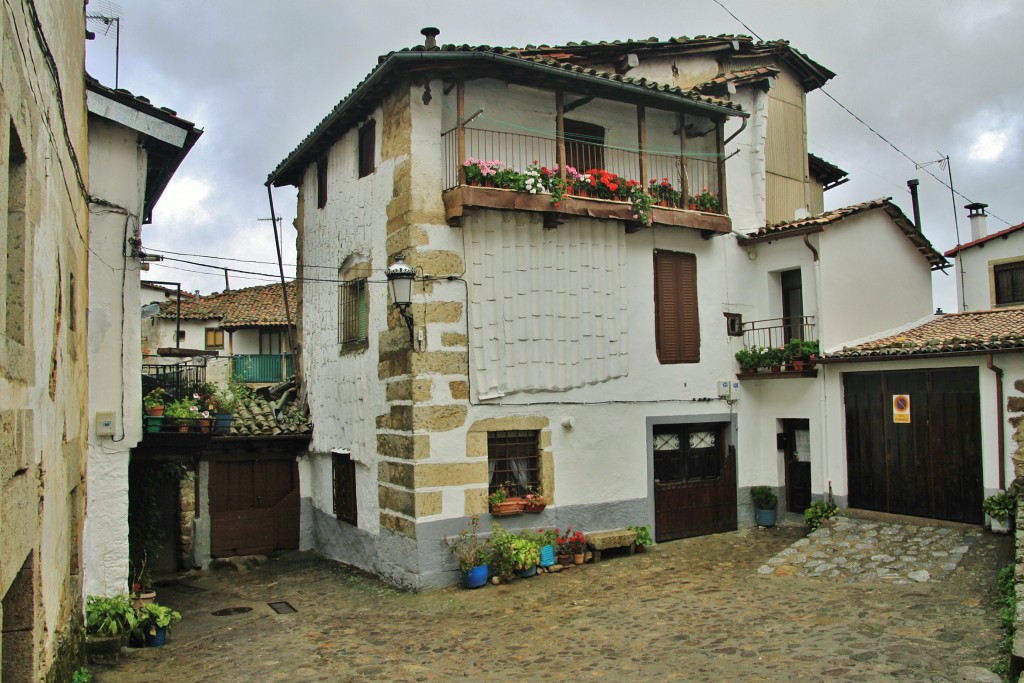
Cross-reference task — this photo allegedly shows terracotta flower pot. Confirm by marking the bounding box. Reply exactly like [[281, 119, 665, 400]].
[[573, 553, 585, 565]]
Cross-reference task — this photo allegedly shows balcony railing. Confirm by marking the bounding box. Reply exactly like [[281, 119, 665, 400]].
[[441, 127, 721, 204], [741, 316, 817, 350], [231, 354, 295, 383], [142, 363, 206, 401]]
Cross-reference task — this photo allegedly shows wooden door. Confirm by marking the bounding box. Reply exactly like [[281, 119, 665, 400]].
[[783, 418, 811, 513], [209, 459, 300, 557], [844, 368, 982, 524], [654, 423, 736, 542]]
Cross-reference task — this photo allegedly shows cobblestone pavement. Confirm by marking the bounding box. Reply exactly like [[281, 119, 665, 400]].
[[93, 515, 1012, 683]]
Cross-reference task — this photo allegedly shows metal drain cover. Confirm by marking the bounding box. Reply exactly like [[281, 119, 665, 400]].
[[211, 607, 252, 617], [268, 601, 296, 614]]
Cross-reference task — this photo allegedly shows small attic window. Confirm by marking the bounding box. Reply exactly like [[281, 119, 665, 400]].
[[317, 156, 328, 209], [358, 120, 376, 178]]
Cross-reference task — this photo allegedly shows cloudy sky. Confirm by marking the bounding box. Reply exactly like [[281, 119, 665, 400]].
[[84, 1, 1024, 311]]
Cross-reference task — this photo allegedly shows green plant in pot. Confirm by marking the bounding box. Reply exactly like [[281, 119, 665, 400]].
[[628, 524, 653, 551], [135, 601, 181, 647], [804, 498, 838, 531], [444, 515, 492, 588], [734, 347, 763, 372], [983, 492, 1016, 533], [490, 524, 539, 578], [85, 594, 139, 638], [750, 486, 778, 527]]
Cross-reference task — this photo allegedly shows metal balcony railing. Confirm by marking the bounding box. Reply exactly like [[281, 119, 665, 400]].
[[441, 127, 722, 207], [741, 316, 817, 350], [231, 354, 295, 383], [142, 363, 206, 401]]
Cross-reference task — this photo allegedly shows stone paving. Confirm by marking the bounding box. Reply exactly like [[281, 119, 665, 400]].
[[92, 515, 1012, 683], [758, 518, 981, 584]]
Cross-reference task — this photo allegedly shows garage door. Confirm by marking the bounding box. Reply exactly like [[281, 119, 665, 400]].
[[209, 459, 300, 557], [844, 367, 982, 524]]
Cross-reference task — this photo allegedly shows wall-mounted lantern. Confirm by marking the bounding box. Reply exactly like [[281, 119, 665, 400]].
[[385, 254, 415, 346]]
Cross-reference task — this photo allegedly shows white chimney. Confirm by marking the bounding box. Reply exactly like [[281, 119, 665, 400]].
[[966, 202, 988, 241]]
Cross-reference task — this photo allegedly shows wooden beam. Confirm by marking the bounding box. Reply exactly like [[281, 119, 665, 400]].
[[564, 95, 595, 113]]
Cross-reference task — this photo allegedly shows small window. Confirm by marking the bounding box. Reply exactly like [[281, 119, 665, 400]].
[[316, 156, 328, 209], [205, 327, 224, 350], [654, 250, 700, 364], [994, 261, 1024, 305], [487, 430, 539, 496], [338, 279, 368, 345], [653, 424, 723, 483], [260, 330, 282, 355], [332, 452, 357, 524], [358, 121, 376, 178], [175, 330, 186, 341], [563, 119, 605, 172]]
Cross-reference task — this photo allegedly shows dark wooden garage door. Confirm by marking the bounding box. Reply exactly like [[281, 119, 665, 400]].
[[209, 459, 300, 557], [654, 423, 736, 542], [844, 367, 982, 524]]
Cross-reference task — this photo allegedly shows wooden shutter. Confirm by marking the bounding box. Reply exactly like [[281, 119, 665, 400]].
[[654, 250, 700, 364], [358, 121, 376, 178]]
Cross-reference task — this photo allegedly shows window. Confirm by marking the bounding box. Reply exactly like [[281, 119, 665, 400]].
[[5, 119, 28, 343], [205, 327, 224, 350], [358, 120, 375, 178], [259, 330, 282, 355], [332, 452, 357, 524], [338, 279, 367, 345], [781, 268, 804, 342], [487, 430, 539, 496], [994, 261, 1024, 305], [563, 119, 605, 172], [316, 156, 328, 209], [653, 423, 723, 483], [175, 330, 186, 341], [654, 250, 700, 364]]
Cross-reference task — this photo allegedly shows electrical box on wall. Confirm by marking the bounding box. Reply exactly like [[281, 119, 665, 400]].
[[717, 379, 740, 399], [95, 412, 116, 436]]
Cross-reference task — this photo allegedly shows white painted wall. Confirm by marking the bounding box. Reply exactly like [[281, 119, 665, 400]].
[[955, 230, 1024, 312], [83, 117, 146, 597]]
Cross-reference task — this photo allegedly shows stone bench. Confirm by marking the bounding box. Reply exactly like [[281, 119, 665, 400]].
[[587, 528, 637, 562]]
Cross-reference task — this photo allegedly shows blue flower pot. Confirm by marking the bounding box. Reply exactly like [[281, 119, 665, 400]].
[[754, 507, 777, 527], [213, 413, 233, 434], [144, 626, 167, 647], [538, 544, 555, 567], [462, 564, 489, 589]]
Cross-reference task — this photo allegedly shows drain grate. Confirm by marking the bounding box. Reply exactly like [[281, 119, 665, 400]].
[[211, 607, 252, 617], [267, 601, 296, 614], [166, 582, 206, 595]]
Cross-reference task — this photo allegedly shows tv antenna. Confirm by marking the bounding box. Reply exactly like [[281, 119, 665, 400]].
[[86, 2, 124, 88]]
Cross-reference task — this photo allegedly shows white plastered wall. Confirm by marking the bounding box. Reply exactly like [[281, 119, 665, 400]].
[[956, 231, 1024, 312]]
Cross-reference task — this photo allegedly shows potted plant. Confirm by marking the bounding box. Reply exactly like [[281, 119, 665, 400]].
[[558, 526, 588, 565], [490, 524, 540, 579], [763, 346, 786, 372], [734, 347, 763, 373], [143, 388, 167, 416], [694, 186, 721, 213], [163, 398, 196, 432], [211, 387, 237, 434], [521, 485, 549, 513], [535, 528, 558, 567], [135, 601, 181, 647], [750, 486, 778, 527], [628, 524, 653, 552], [488, 485, 523, 516], [85, 594, 139, 639], [804, 497, 839, 531], [983, 492, 1016, 533], [443, 515, 492, 588]]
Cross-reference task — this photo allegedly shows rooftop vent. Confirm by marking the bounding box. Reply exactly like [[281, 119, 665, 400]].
[[421, 27, 440, 49]]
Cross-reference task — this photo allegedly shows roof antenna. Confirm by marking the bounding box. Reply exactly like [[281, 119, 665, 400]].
[[421, 27, 440, 49]]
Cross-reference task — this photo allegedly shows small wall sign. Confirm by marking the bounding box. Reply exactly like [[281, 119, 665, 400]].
[[893, 394, 910, 423]]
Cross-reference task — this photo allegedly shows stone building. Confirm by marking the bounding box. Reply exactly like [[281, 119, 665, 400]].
[[1, 1, 90, 679], [266, 31, 959, 590]]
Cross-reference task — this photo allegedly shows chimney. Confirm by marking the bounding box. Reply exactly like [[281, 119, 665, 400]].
[[907, 179, 922, 230], [966, 202, 988, 241], [421, 27, 440, 49]]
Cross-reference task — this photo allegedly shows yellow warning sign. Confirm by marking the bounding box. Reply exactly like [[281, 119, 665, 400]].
[[893, 394, 910, 423]]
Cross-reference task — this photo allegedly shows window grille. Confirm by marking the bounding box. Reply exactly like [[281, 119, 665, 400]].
[[487, 430, 539, 497], [338, 279, 367, 344]]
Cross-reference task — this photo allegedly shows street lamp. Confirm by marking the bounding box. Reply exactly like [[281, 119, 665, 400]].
[[386, 254, 415, 346]]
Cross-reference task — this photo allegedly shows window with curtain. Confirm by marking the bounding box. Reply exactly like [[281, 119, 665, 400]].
[[654, 250, 700, 364], [487, 430, 539, 497], [205, 327, 224, 350]]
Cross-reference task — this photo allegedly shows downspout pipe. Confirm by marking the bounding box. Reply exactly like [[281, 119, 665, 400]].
[[987, 353, 1006, 491]]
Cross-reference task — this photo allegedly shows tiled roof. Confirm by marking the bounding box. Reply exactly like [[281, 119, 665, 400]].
[[738, 198, 948, 270], [693, 66, 781, 94], [269, 38, 750, 187], [229, 395, 311, 437], [807, 153, 849, 189], [142, 283, 196, 299], [158, 281, 298, 329], [825, 308, 1024, 360], [944, 221, 1024, 257]]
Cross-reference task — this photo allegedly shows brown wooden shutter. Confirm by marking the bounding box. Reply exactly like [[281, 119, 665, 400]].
[[654, 250, 700, 364]]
